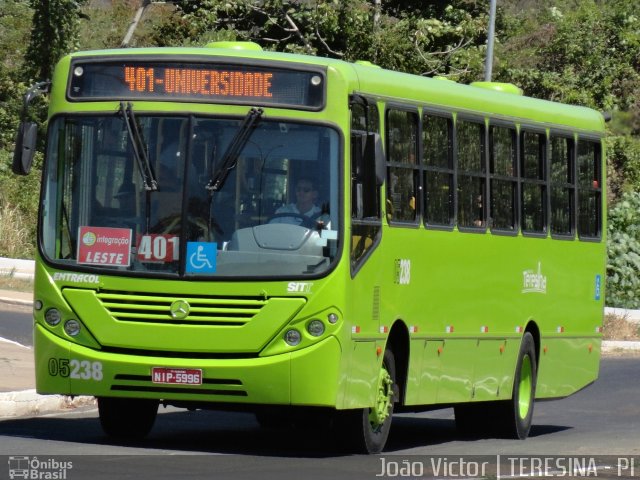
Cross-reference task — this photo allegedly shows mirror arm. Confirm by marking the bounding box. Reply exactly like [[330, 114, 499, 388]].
[[20, 81, 51, 121]]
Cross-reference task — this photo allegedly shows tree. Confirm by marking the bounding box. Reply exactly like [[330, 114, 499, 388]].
[[606, 192, 640, 308], [496, 1, 640, 205], [24, 0, 88, 82], [497, 0, 640, 109], [152, 0, 494, 81]]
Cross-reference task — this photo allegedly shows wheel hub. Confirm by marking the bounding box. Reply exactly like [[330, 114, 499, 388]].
[[369, 366, 394, 428]]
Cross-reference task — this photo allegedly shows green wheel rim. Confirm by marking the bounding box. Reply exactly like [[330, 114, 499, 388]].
[[369, 365, 393, 429], [518, 354, 533, 419]]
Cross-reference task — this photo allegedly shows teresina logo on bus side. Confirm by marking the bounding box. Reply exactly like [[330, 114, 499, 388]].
[[522, 262, 547, 294]]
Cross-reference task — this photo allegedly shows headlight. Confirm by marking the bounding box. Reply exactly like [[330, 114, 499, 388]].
[[284, 329, 301, 346], [44, 308, 61, 326], [64, 319, 81, 337], [307, 320, 325, 337]]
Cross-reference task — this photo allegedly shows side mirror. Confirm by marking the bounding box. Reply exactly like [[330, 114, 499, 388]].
[[11, 81, 50, 176], [365, 133, 386, 186], [12, 121, 38, 175]]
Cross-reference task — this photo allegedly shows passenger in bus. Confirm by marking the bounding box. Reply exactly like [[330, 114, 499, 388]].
[[473, 194, 484, 227], [271, 177, 329, 227]]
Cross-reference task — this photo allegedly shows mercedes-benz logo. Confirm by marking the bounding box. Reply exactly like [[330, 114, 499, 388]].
[[169, 300, 190, 320]]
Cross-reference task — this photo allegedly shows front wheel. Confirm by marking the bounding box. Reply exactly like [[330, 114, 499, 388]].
[[98, 397, 158, 439], [337, 349, 397, 454]]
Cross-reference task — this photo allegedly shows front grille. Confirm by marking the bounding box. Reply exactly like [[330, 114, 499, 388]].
[[110, 385, 248, 396], [96, 291, 267, 326]]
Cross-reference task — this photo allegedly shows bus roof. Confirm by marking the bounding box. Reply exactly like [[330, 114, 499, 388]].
[[64, 45, 605, 135]]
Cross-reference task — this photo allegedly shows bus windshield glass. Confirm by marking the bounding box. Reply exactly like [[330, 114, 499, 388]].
[[41, 114, 340, 278]]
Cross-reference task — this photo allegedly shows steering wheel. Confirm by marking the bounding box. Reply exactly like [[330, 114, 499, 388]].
[[267, 212, 319, 229]]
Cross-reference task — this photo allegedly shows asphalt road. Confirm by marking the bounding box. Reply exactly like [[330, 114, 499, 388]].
[[0, 356, 638, 479], [0, 303, 32, 347]]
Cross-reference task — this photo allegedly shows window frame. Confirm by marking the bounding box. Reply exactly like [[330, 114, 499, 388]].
[[576, 135, 602, 241], [422, 109, 455, 230], [519, 127, 548, 238], [455, 115, 488, 232], [488, 120, 519, 235], [350, 95, 383, 276], [549, 131, 576, 239], [384, 105, 421, 227]]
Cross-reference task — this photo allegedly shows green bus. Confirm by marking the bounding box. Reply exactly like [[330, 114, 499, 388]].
[[14, 42, 605, 454]]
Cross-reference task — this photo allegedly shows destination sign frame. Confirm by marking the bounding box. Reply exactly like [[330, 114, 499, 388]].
[[67, 57, 326, 110]]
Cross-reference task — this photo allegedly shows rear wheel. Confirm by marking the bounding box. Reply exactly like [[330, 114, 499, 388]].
[[337, 349, 396, 454], [499, 332, 537, 439], [98, 397, 158, 439], [454, 332, 537, 439]]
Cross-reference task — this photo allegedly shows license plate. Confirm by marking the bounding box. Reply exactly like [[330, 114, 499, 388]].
[[152, 367, 202, 385]]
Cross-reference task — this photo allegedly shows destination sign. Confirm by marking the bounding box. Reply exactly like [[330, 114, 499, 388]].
[[68, 60, 325, 109]]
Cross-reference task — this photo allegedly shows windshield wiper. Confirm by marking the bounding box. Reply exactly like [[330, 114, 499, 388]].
[[206, 107, 263, 193], [119, 101, 158, 192]]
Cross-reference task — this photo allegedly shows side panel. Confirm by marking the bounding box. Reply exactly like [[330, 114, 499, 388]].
[[343, 341, 379, 409], [433, 339, 475, 404], [347, 223, 603, 407], [472, 339, 508, 402], [536, 338, 601, 398]]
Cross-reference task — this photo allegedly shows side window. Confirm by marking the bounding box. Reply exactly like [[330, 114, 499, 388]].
[[490, 125, 517, 231], [351, 100, 379, 133], [520, 131, 546, 234], [456, 119, 486, 229], [550, 135, 575, 236], [577, 139, 602, 239], [386, 109, 419, 223], [423, 114, 454, 226], [350, 99, 381, 271], [351, 100, 380, 220]]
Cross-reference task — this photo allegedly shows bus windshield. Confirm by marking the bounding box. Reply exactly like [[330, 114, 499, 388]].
[[41, 114, 341, 278]]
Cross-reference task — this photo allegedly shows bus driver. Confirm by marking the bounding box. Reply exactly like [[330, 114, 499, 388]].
[[271, 177, 328, 227]]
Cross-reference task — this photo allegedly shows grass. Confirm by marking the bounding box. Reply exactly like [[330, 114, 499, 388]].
[[603, 313, 640, 341], [0, 203, 33, 259]]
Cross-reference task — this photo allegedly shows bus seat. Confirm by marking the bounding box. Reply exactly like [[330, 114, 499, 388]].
[[351, 234, 373, 256]]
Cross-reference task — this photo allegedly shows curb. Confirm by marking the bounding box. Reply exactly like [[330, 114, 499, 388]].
[[0, 257, 35, 282], [0, 295, 33, 307], [0, 390, 96, 419], [601, 340, 640, 353]]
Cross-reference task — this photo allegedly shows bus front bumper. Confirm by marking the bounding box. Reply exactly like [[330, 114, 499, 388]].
[[34, 324, 342, 407]]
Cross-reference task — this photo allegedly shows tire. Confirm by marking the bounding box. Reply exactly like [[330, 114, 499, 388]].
[[455, 333, 537, 440], [98, 397, 159, 439], [337, 349, 397, 454], [499, 331, 537, 439]]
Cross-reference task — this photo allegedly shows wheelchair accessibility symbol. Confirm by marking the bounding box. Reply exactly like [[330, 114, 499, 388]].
[[186, 242, 217, 273]]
